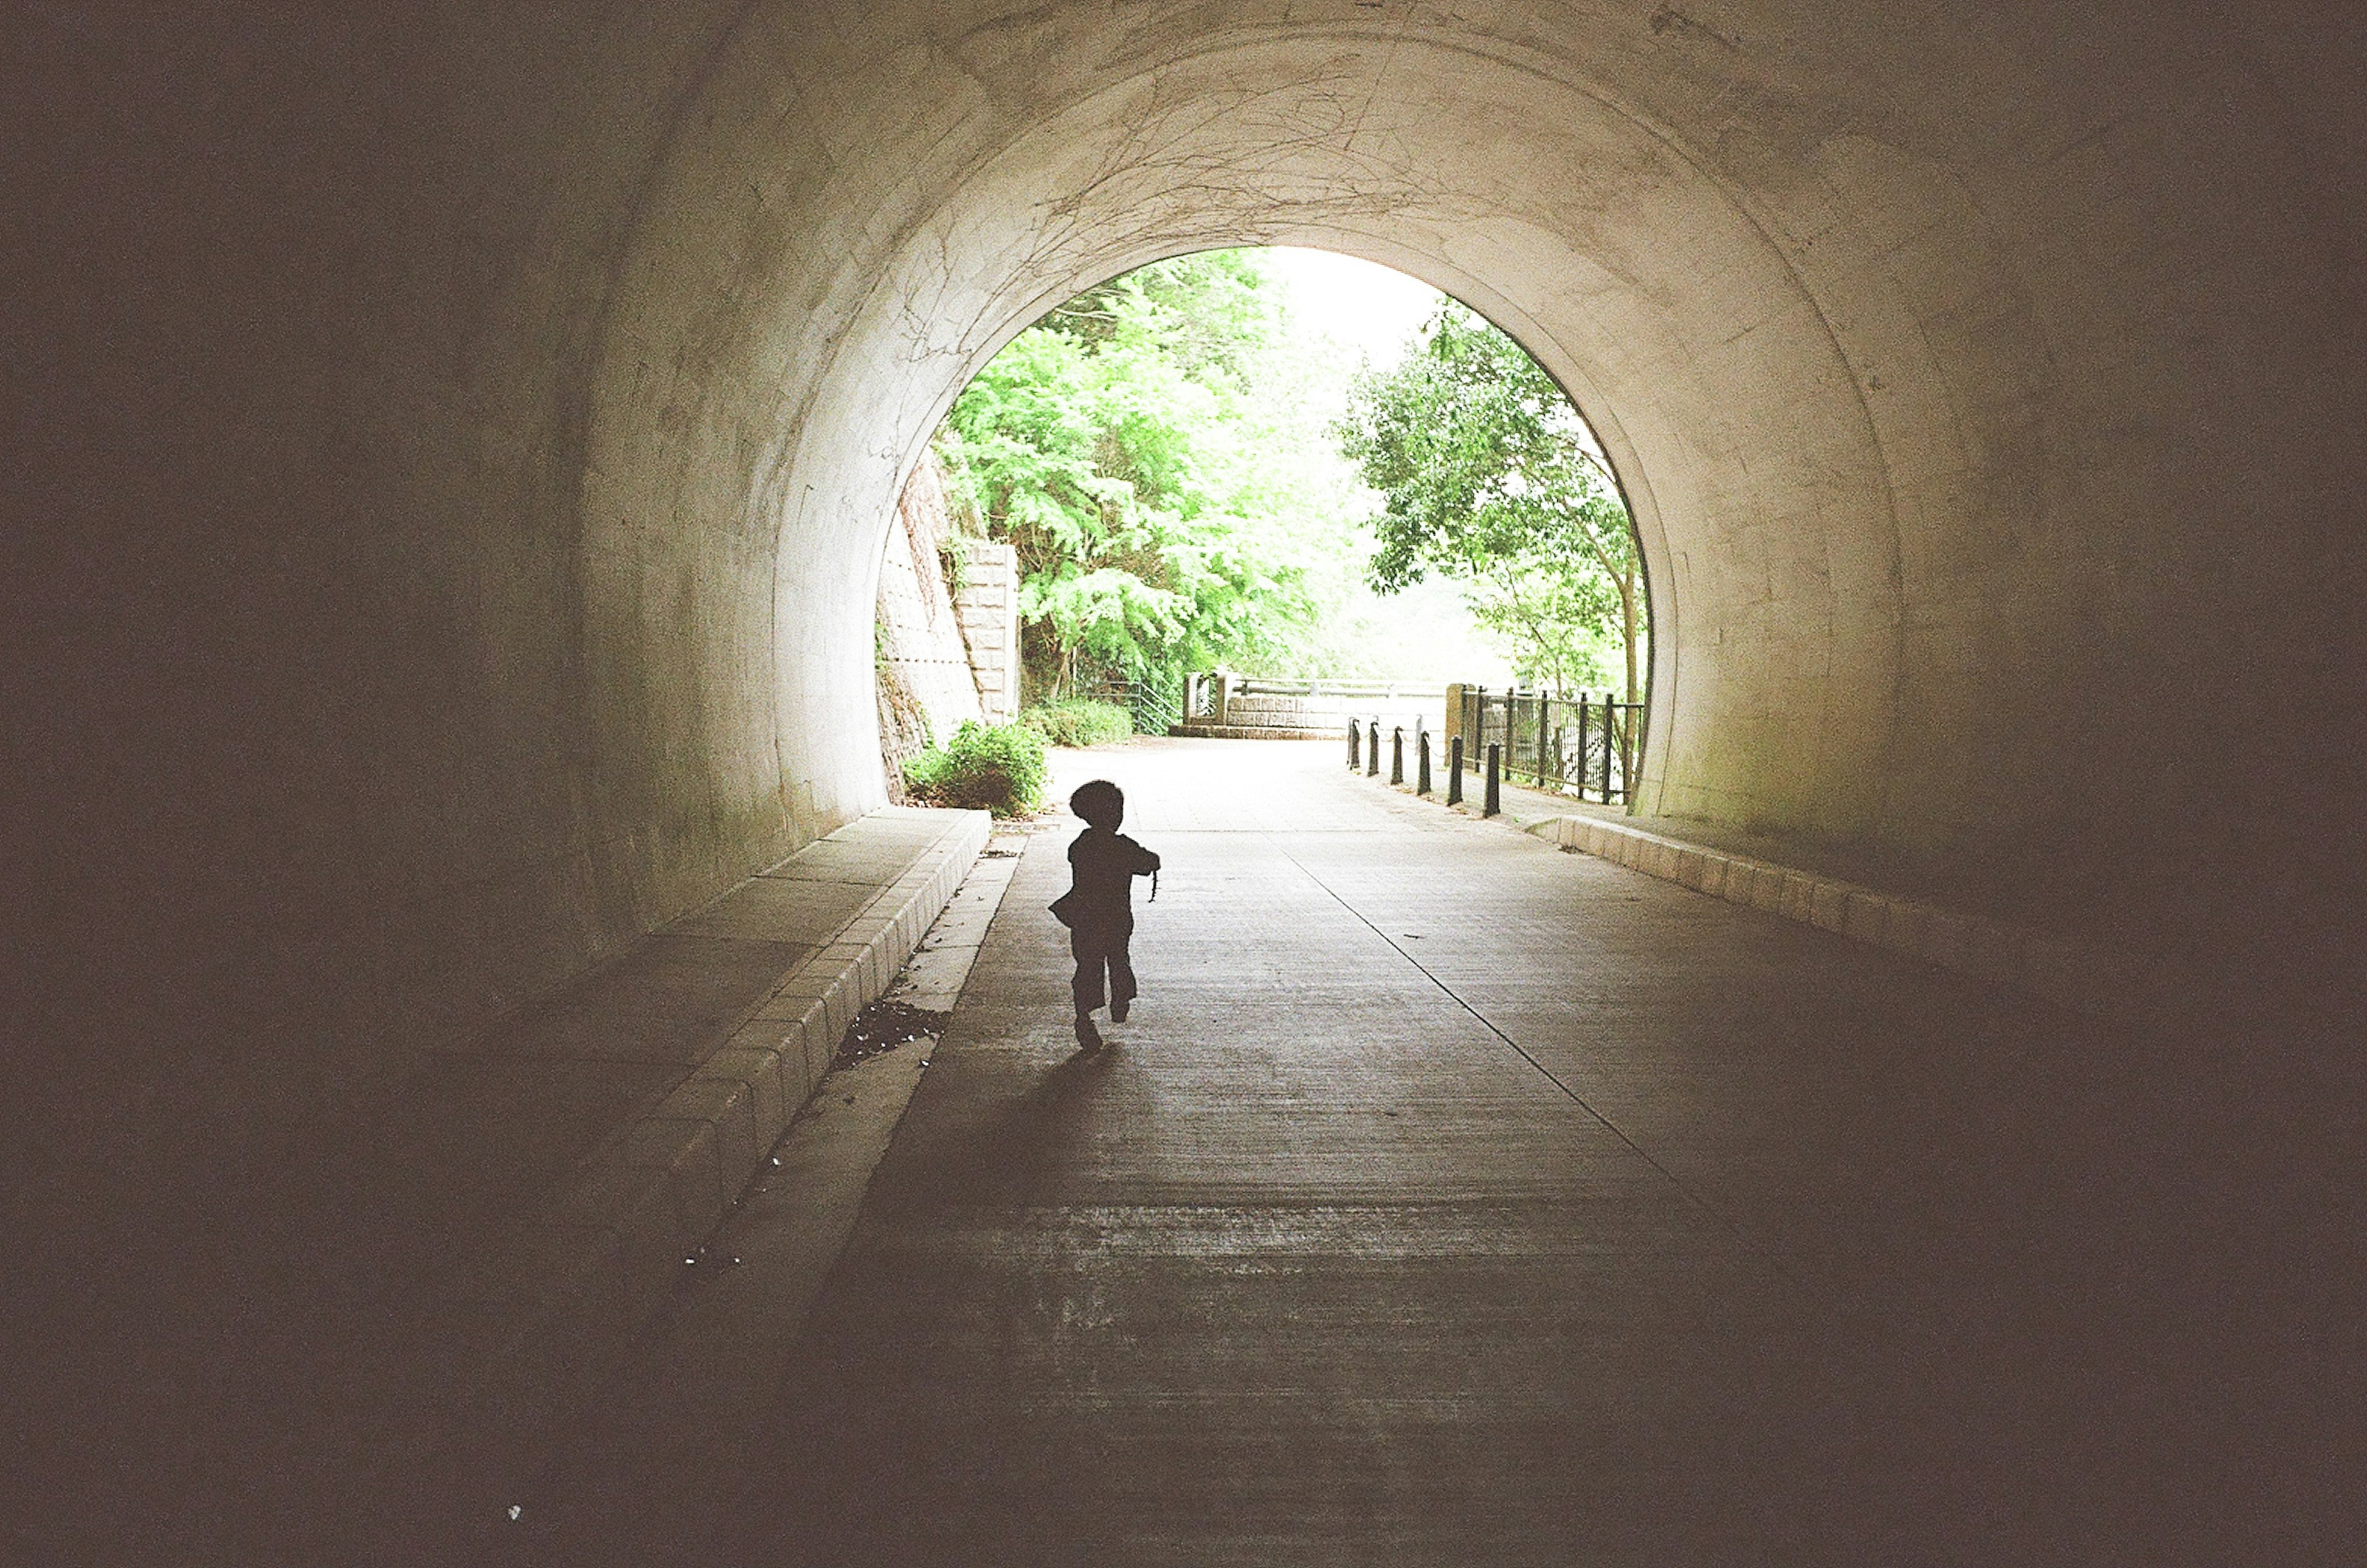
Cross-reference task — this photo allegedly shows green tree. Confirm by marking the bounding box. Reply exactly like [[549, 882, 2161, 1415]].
[[937, 252, 1311, 698], [1338, 303, 1645, 701]]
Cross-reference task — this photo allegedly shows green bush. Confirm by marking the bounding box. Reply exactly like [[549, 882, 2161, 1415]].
[[903, 721, 1048, 816], [1020, 698, 1135, 748]]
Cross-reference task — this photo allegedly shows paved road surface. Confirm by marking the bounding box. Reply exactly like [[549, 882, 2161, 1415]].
[[668, 740, 2357, 1566]]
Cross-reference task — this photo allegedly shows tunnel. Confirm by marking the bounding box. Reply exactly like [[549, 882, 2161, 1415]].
[[7, 3, 2365, 1562]]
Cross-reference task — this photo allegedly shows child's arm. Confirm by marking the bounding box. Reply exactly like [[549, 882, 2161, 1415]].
[[1125, 836, 1161, 875]]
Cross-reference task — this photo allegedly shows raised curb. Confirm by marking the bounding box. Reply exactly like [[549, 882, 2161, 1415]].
[[1521, 811, 2158, 1026], [1351, 762, 2161, 1029], [414, 806, 992, 1541]]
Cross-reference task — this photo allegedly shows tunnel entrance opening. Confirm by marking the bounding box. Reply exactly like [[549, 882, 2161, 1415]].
[[870, 245, 1654, 816]]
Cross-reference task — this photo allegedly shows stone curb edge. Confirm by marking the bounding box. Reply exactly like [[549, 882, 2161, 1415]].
[[1519, 811, 2160, 1027], [1351, 765, 2163, 1031], [424, 807, 994, 1527]]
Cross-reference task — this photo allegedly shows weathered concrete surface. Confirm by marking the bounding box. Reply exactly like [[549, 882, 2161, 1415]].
[[8, 805, 984, 1566], [6, 6, 2366, 1559], [510, 828, 1026, 1567], [1370, 754, 2204, 1029], [651, 740, 2361, 1566]]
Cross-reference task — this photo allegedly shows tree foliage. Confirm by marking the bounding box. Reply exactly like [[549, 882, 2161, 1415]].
[[937, 252, 1318, 697], [1337, 303, 1646, 698]]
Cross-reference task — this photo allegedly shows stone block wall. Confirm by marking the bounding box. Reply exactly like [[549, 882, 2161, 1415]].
[[954, 540, 1021, 725]]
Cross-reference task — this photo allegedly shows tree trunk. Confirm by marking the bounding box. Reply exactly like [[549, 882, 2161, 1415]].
[[1619, 566, 1640, 706]]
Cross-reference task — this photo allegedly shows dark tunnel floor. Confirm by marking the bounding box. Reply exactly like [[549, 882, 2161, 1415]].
[[562, 741, 2366, 1567]]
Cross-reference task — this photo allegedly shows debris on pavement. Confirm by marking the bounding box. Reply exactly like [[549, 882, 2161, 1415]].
[[833, 997, 952, 1069]]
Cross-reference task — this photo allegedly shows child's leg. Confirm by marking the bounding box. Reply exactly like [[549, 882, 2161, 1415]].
[[1071, 929, 1108, 1017], [1071, 931, 1119, 1050], [1070, 934, 1106, 1051], [1107, 931, 1137, 1021]]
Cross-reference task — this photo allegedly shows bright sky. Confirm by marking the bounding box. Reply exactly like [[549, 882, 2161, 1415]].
[[1261, 246, 1445, 372], [1264, 244, 1610, 472], [1253, 247, 1516, 685]]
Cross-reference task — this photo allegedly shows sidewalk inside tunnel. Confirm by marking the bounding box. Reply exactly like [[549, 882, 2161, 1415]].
[[525, 740, 2365, 1567]]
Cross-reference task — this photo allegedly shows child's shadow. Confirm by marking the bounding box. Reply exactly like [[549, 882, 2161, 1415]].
[[862, 1047, 1114, 1215]]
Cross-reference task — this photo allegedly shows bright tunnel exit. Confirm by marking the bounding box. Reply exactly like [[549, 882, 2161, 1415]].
[[873, 247, 1651, 816]]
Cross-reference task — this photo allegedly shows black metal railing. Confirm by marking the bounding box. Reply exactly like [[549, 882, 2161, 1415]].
[[1125, 672, 1181, 737], [1451, 686, 1645, 805], [1081, 673, 1184, 736]]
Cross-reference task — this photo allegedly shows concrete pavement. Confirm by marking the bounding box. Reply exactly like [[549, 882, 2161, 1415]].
[[584, 740, 2363, 1565]]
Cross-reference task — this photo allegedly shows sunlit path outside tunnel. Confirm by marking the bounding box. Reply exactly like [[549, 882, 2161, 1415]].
[[526, 740, 2355, 1567]]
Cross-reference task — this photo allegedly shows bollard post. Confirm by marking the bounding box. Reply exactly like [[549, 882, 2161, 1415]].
[[1368, 716, 1381, 776], [1391, 726, 1404, 785], [1417, 730, 1431, 796], [1600, 699, 1616, 802], [1575, 695, 1592, 804], [1484, 742, 1502, 816], [1347, 718, 1360, 772], [1447, 735, 1463, 804]]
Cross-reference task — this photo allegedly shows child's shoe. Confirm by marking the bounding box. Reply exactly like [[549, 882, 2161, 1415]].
[[1074, 1014, 1103, 1053], [1110, 997, 1130, 1023]]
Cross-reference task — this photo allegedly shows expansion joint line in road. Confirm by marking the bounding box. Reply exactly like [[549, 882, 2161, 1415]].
[[1265, 832, 1809, 1294]]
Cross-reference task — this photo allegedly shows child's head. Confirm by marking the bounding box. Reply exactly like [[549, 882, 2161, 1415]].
[[1069, 778, 1124, 831]]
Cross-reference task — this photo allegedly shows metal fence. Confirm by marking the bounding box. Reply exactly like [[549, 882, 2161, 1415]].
[[1453, 687, 1643, 806], [1125, 673, 1181, 736], [1078, 674, 1184, 735]]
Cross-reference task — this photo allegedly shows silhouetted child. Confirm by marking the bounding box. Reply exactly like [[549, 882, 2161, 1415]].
[[1049, 778, 1159, 1053]]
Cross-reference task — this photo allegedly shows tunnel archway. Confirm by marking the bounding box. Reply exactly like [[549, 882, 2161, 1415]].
[[579, 22, 1922, 919], [562, 4, 2360, 1008]]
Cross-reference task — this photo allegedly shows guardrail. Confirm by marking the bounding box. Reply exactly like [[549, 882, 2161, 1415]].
[[1347, 686, 1644, 809], [1231, 676, 1439, 702], [1449, 686, 1641, 806], [1181, 672, 1442, 735], [1073, 674, 1183, 735], [1449, 692, 1638, 805], [1126, 674, 1180, 736]]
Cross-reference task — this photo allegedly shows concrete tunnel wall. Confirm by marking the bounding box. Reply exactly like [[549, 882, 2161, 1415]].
[[6, 0, 2363, 1490]]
